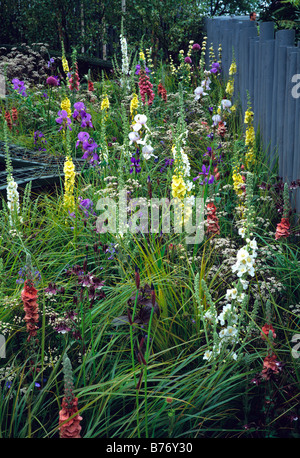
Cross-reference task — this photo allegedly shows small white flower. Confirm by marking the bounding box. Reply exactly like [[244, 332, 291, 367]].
[[238, 227, 246, 238], [203, 350, 213, 361], [194, 86, 207, 100], [142, 144, 156, 160], [221, 99, 232, 110], [249, 238, 258, 250], [212, 114, 221, 126], [134, 114, 147, 125], [226, 288, 238, 300], [132, 122, 142, 132], [128, 131, 140, 144]]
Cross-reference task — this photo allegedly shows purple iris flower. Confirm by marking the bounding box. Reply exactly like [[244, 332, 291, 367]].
[[79, 197, 96, 217], [76, 132, 99, 165], [82, 138, 98, 153], [55, 110, 72, 131], [130, 156, 141, 174], [210, 62, 220, 74], [76, 131, 90, 147], [135, 64, 150, 75], [12, 78, 27, 96], [47, 57, 55, 68], [193, 165, 215, 185], [81, 112, 93, 128], [74, 102, 86, 112]]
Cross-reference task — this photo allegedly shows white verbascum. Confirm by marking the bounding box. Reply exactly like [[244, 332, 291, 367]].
[[7, 177, 21, 226], [120, 34, 130, 90]]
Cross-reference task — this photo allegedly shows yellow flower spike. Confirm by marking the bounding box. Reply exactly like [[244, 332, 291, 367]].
[[226, 79, 234, 97], [244, 109, 254, 124], [245, 126, 255, 146], [130, 93, 139, 120], [61, 97, 72, 117], [62, 56, 69, 74], [139, 50, 145, 61], [171, 175, 187, 200], [63, 155, 75, 213], [229, 61, 237, 76]]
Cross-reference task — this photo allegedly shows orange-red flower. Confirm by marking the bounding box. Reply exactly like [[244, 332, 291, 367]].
[[5, 111, 12, 130], [206, 202, 220, 236], [158, 82, 167, 102], [261, 353, 281, 380], [217, 121, 226, 137], [88, 80, 94, 91], [21, 280, 39, 342], [11, 107, 18, 122], [261, 323, 276, 340], [59, 397, 83, 438], [275, 217, 290, 240]]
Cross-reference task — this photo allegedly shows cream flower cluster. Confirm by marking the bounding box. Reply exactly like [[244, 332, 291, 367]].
[[7, 177, 21, 226], [120, 34, 129, 76], [231, 238, 257, 278]]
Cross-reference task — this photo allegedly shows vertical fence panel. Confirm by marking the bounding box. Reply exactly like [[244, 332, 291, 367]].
[[205, 17, 300, 212]]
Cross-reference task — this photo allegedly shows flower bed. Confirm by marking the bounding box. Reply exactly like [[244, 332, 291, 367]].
[[0, 34, 299, 439]]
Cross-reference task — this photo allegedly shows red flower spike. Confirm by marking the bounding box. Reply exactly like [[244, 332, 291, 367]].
[[261, 323, 276, 340], [88, 80, 94, 91], [206, 202, 220, 236], [21, 280, 39, 341], [5, 111, 12, 130], [59, 397, 83, 438], [275, 217, 290, 240], [158, 82, 167, 102], [138, 69, 154, 105]]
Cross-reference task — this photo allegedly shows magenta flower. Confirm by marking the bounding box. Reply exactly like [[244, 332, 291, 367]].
[[184, 56, 192, 64], [46, 76, 59, 86], [192, 43, 201, 51]]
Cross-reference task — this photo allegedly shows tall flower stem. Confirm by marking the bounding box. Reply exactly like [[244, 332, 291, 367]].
[[129, 282, 141, 437], [144, 306, 154, 438], [47, 86, 53, 128]]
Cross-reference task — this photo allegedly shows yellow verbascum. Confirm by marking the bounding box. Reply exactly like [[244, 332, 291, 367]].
[[232, 167, 244, 198], [61, 97, 72, 117], [245, 126, 255, 146], [229, 61, 237, 75], [244, 109, 254, 124], [226, 79, 234, 97], [62, 56, 69, 74], [130, 93, 139, 119], [101, 95, 110, 111], [244, 106, 256, 167], [63, 156, 75, 212], [171, 175, 187, 200]]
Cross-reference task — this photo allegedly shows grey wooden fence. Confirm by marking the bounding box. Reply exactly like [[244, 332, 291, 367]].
[[204, 16, 300, 213]]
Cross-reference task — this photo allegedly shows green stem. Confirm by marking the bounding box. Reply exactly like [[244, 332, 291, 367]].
[[129, 289, 140, 437], [144, 307, 154, 438]]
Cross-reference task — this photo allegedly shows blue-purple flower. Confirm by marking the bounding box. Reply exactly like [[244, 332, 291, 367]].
[[55, 110, 72, 131], [193, 165, 215, 185], [210, 62, 221, 74], [135, 64, 150, 75], [12, 78, 27, 96], [79, 197, 96, 217]]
